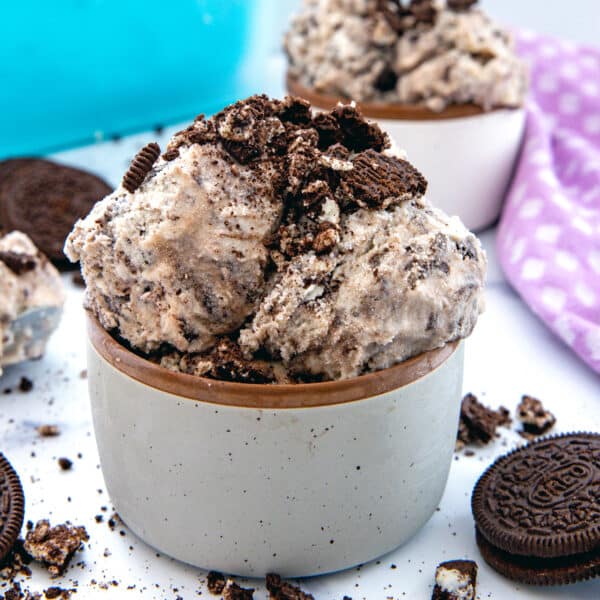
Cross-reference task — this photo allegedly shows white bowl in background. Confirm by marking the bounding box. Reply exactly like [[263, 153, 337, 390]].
[[86, 313, 464, 577]]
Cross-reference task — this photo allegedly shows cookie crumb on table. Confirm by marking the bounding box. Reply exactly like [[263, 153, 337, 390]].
[[431, 559, 477, 600], [36, 425, 60, 437], [266, 573, 314, 600], [456, 393, 511, 449], [516, 394, 556, 438], [222, 580, 254, 600], [23, 520, 89, 578], [57, 458, 73, 471], [206, 571, 226, 595], [19, 377, 34, 392]]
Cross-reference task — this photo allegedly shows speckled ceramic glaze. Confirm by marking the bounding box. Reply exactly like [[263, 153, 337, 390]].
[[287, 77, 526, 232], [86, 315, 465, 577]]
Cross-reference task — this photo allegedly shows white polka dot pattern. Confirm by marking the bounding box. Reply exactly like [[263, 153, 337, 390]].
[[498, 31, 600, 374]]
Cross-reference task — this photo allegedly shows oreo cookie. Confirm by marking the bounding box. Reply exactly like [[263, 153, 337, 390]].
[[0, 453, 25, 563], [0, 158, 112, 267], [472, 433, 600, 585]]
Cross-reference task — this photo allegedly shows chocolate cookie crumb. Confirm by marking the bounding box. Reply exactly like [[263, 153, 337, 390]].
[[448, 0, 478, 12], [24, 520, 88, 577], [410, 0, 436, 24], [37, 425, 60, 437], [516, 395, 556, 438], [222, 580, 254, 600], [19, 377, 33, 392], [4, 582, 41, 600], [206, 571, 226, 595], [57, 458, 72, 471], [456, 393, 511, 448], [0, 538, 32, 581], [0, 250, 37, 275], [71, 272, 85, 287], [266, 573, 314, 600], [44, 587, 73, 599], [432, 559, 477, 600], [122, 142, 161, 193], [340, 149, 427, 209]]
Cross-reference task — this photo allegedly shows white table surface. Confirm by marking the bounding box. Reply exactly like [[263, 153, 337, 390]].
[[1, 122, 599, 600]]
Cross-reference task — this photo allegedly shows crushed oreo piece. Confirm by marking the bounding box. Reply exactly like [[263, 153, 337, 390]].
[[162, 148, 180, 162], [3, 582, 41, 600], [266, 573, 314, 600], [44, 587, 74, 599], [447, 0, 478, 11], [71, 272, 85, 287], [19, 377, 33, 392], [330, 105, 388, 153], [376, 0, 409, 34], [456, 393, 511, 448], [312, 223, 339, 254], [432, 559, 477, 600], [0, 538, 33, 581], [122, 142, 161, 193], [36, 425, 60, 437], [410, 0, 436, 24], [57, 458, 72, 471], [222, 580, 254, 600], [516, 395, 556, 438], [207, 571, 226, 595], [374, 66, 399, 92], [277, 96, 312, 126], [24, 520, 88, 577], [340, 149, 427, 208], [0, 250, 37, 275]]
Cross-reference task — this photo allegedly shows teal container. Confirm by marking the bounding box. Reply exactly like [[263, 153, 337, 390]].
[[0, 0, 259, 158]]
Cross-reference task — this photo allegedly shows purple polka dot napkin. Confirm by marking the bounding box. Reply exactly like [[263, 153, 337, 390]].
[[497, 31, 600, 374]]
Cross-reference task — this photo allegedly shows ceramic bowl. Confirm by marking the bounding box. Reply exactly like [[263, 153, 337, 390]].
[[87, 313, 464, 577], [287, 76, 526, 232]]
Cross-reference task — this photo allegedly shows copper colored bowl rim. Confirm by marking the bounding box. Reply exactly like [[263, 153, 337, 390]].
[[87, 312, 460, 409], [287, 74, 501, 121]]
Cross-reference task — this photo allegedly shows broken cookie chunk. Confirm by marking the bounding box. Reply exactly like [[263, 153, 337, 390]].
[[432, 559, 477, 600], [222, 580, 254, 600], [516, 394, 556, 438], [24, 520, 89, 577], [456, 393, 511, 449], [266, 573, 314, 600]]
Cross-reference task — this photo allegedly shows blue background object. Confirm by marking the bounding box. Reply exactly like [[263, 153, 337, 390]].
[[0, 0, 259, 158]]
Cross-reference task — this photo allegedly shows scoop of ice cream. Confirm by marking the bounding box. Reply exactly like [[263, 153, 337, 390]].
[[285, 0, 527, 112], [66, 94, 485, 382], [0, 231, 65, 372]]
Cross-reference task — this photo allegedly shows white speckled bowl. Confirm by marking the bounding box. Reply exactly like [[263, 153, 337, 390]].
[[87, 313, 464, 577], [288, 76, 526, 232]]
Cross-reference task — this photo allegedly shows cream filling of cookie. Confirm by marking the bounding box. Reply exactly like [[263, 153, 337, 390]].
[[435, 567, 474, 600]]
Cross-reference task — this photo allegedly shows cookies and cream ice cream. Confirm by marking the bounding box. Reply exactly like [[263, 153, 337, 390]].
[[66, 95, 486, 382], [285, 0, 527, 112], [0, 231, 64, 373]]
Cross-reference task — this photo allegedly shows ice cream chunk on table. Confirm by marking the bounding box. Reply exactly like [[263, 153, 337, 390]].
[[0, 232, 64, 374]]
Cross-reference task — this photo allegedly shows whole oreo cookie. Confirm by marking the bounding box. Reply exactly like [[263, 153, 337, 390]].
[[0, 453, 25, 563], [0, 158, 112, 266], [472, 432, 600, 585]]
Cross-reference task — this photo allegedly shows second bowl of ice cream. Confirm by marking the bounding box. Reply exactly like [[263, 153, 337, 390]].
[[285, 0, 528, 231], [66, 95, 486, 576]]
